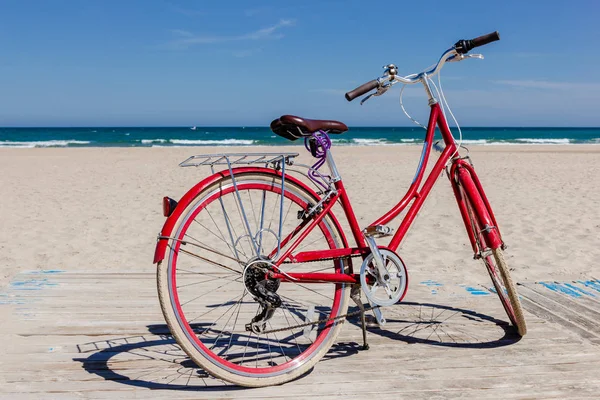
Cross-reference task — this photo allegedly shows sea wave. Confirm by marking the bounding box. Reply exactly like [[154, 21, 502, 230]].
[[352, 138, 389, 145], [170, 139, 255, 145], [141, 139, 167, 144], [457, 139, 491, 145], [0, 140, 91, 148], [514, 138, 571, 144]]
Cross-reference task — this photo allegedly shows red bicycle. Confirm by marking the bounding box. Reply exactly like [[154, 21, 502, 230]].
[[154, 31, 526, 387]]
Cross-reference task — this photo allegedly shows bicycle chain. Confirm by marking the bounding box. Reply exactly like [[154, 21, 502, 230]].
[[281, 253, 363, 265], [263, 253, 376, 335]]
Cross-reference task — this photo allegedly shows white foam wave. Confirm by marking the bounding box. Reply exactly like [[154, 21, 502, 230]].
[[170, 139, 255, 145], [460, 139, 489, 145], [0, 140, 91, 148], [514, 138, 571, 144], [352, 138, 388, 145], [400, 138, 421, 142], [141, 139, 167, 144]]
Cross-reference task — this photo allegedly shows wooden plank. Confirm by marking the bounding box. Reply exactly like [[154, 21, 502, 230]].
[[518, 285, 600, 341], [3, 371, 600, 398], [3, 273, 600, 398], [521, 282, 600, 320]]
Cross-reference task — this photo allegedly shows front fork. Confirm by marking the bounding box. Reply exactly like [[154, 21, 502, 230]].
[[448, 158, 504, 257]]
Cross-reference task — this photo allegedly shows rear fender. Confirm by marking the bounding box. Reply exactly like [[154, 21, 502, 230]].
[[153, 167, 349, 264]]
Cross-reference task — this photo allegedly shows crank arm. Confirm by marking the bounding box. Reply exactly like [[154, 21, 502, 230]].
[[364, 235, 391, 284], [369, 300, 386, 327]]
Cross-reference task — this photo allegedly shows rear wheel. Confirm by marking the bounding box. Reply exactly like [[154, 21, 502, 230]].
[[157, 171, 350, 387], [461, 185, 527, 336]]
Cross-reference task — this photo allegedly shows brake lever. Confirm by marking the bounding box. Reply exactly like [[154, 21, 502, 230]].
[[360, 92, 375, 105], [447, 53, 484, 62], [360, 86, 390, 105], [360, 77, 392, 105]]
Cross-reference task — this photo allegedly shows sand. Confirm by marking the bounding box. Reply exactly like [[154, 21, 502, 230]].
[[1, 145, 599, 289]]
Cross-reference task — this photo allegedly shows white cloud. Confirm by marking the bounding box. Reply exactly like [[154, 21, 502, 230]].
[[166, 19, 295, 49], [242, 19, 293, 40]]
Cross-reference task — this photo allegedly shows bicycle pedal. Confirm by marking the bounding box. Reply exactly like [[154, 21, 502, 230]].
[[363, 225, 393, 238]]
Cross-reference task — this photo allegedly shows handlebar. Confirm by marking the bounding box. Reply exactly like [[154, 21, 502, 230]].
[[345, 80, 379, 101], [345, 31, 500, 102], [455, 31, 500, 54]]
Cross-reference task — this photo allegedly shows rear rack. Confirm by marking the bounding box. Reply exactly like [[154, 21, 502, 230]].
[[178, 152, 300, 259], [179, 153, 299, 169]]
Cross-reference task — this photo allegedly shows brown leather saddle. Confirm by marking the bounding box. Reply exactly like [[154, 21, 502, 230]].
[[270, 115, 348, 141]]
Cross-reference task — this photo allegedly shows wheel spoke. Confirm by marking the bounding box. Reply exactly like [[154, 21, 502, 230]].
[[159, 174, 349, 381], [180, 275, 243, 307], [183, 232, 244, 266], [177, 274, 237, 289], [176, 247, 241, 275]]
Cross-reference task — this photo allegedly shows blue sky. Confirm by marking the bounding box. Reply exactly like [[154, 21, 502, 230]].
[[1, 0, 599, 127]]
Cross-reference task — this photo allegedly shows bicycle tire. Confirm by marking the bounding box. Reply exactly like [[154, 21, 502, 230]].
[[157, 171, 350, 387], [491, 247, 527, 336], [460, 184, 527, 336]]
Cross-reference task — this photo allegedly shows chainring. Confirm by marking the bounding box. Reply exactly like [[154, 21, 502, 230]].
[[360, 249, 408, 307]]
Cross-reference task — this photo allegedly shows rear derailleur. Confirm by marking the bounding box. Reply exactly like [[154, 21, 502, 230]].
[[244, 261, 282, 334]]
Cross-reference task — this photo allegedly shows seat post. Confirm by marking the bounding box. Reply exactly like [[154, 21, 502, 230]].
[[325, 149, 341, 182]]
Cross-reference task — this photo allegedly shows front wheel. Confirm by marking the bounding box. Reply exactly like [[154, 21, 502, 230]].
[[490, 247, 527, 336], [156, 171, 350, 387], [459, 179, 527, 336]]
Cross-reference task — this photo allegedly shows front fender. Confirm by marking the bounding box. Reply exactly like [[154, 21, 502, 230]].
[[153, 167, 349, 264]]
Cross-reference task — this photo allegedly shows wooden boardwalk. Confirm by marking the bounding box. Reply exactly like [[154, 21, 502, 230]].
[[2, 270, 600, 399]]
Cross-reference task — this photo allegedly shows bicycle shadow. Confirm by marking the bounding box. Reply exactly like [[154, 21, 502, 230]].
[[346, 301, 521, 348], [73, 324, 360, 391], [72, 302, 513, 390]]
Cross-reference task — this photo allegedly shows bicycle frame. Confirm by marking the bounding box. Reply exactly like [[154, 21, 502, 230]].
[[269, 102, 492, 284]]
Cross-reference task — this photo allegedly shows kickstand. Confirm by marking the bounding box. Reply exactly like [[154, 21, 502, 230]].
[[350, 285, 369, 350]]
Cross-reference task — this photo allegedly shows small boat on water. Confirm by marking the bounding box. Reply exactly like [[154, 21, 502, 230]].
[[190, 126, 197, 130]]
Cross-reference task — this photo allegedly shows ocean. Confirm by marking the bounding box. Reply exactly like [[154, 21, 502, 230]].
[[0, 127, 599, 148]]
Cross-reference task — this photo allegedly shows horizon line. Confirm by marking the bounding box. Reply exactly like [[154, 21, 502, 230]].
[[2, 125, 600, 129]]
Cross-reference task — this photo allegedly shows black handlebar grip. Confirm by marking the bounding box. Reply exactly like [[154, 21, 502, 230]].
[[471, 31, 500, 49], [345, 80, 379, 101], [455, 31, 500, 54]]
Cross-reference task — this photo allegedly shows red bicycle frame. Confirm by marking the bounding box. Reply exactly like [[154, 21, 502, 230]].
[[266, 103, 501, 284]]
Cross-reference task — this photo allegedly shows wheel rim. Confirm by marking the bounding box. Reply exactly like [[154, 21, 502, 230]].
[[463, 189, 517, 326], [482, 254, 517, 326], [167, 177, 345, 377]]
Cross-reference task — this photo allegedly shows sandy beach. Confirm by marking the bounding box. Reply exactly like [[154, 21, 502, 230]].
[[2, 144, 600, 397], [1, 145, 599, 289]]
